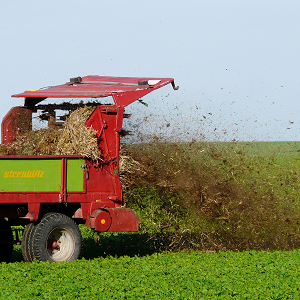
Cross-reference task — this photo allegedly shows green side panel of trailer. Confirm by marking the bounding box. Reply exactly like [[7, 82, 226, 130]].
[[0, 158, 85, 192], [0, 159, 62, 192], [66, 159, 85, 192]]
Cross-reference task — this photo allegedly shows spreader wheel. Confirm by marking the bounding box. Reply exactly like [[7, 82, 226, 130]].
[[0, 218, 13, 262], [22, 223, 35, 262], [32, 213, 82, 262]]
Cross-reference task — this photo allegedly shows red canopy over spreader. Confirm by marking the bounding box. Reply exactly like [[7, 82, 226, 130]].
[[12, 75, 179, 107]]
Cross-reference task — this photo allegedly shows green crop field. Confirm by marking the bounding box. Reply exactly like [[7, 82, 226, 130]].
[[3, 247, 300, 299], [3, 141, 300, 299]]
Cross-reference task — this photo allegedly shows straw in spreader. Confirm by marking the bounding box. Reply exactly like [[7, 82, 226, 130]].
[[56, 107, 101, 160], [0, 107, 101, 160]]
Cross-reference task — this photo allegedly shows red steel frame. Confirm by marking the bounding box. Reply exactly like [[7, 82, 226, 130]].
[[0, 76, 178, 232]]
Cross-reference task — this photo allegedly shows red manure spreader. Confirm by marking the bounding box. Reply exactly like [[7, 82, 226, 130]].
[[0, 75, 178, 262]]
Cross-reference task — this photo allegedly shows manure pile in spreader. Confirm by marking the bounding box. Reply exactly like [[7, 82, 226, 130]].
[[0, 107, 101, 160]]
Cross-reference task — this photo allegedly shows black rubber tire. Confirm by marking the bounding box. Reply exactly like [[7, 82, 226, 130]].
[[22, 223, 35, 262], [0, 219, 13, 262], [32, 213, 82, 262]]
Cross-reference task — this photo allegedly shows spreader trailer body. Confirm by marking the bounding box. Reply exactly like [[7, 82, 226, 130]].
[[0, 75, 178, 262]]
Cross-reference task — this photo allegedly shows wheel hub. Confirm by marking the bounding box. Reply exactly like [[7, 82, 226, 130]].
[[48, 238, 59, 251], [47, 227, 75, 262]]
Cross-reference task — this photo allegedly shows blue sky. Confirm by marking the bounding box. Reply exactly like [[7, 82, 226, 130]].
[[1, 1, 299, 142]]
